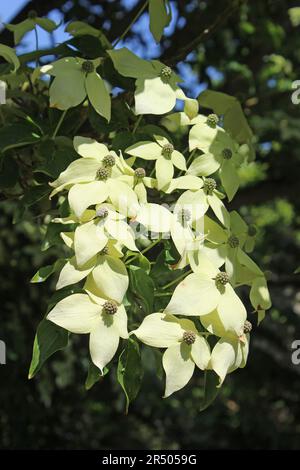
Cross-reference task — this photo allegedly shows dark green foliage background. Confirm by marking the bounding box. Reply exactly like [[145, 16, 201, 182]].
[[1, 0, 300, 450]]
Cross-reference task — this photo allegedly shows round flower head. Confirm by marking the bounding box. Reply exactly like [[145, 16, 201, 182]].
[[96, 167, 109, 181], [248, 225, 257, 237], [134, 167, 146, 179], [161, 143, 174, 158], [222, 148, 233, 160], [215, 272, 230, 286], [103, 154, 116, 168], [96, 207, 109, 218], [182, 330, 196, 345], [203, 178, 217, 195], [82, 60, 94, 73], [206, 113, 219, 128], [160, 66, 172, 82], [103, 300, 118, 315], [228, 235, 239, 248]]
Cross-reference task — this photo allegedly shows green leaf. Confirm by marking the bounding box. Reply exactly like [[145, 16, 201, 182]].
[[35, 18, 57, 33], [6, 19, 34, 45], [198, 90, 255, 160], [117, 338, 144, 413], [0, 123, 40, 154], [66, 21, 102, 37], [85, 362, 109, 390], [128, 266, 155, 314], [220, 161, 240, 201], [37, 138, 77, 178], [85, 72, 111, 121], [149, 0, 172, 42], [0, 155, 19, 188], [200, 370, 220, 411], [28, 319, 69, 379], [0, 44, 20, 71], [22, 184, 51, 207], [295, 267, 300, 274], [31, 260, 65, 283], [108, 48, 155, 79], [126, 251, 151, 274], [41, 223, 76, 252]]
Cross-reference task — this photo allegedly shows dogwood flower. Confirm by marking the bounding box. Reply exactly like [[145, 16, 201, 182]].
[[210, 334, 249, 386], [126, 135, 186, 190], [162, 90, 219, 131], [50, 137, 138, 217], [56, 239, 124, 291], [116, 154, 157, 203], [6, 10, 57, 45], [47, 293, 128, 373], [165, 254, 247, 338], [41, 57, 110, 119], [74, 204, 138, 267], [108, 47, 182, 115], [189, 122, 246, 200], [132, 313, 210, 397]]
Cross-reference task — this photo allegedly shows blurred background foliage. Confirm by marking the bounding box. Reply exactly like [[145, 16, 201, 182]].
[[1, 0, 300, 450]]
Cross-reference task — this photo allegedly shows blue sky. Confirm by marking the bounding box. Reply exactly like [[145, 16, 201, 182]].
[[0, 0, 222, 97]]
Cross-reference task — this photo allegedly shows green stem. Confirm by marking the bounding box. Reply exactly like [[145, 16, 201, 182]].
[[52, 110, 67, 139], [161, 269, 192, 290], [132, 115, 142, 134], [178, 149, 196, 177], [34, 26, 39, 68], [149, 165, 156, 177], [113, 1, 149, 48], [125, 237, 161, 265], [154, 292, 173, 297]]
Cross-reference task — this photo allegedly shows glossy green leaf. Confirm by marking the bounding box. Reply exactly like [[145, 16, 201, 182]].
[[117, 338, 144, 414], [149, 0, 172, 42], [200, 370, 220, 411], [28, 319, 69, 379]]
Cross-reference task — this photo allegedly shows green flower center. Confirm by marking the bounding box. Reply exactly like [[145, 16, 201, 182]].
[[222, 148, 233, 160], [96, 207, 109, 219], [103, 154, 116, 168], [96, 167, 109, 181], [183, 330, 196, 345], [248, 225, 257, 237], [82, 60, 94, 73], [228, 235, 239, 248], [28, 10, 38, 19], [134, 167, 146, 179], [203, 178, 217, 195], [177, 208, 192, 224], [103, 300, 118, 315], [162, 143, 174, 158], [206, 114, 219, 128], [243, 320, 252, 334], [160, 66, 172, 82], [215, 272, 230, 286]]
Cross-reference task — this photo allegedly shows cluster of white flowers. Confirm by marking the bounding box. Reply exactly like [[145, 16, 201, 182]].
[[46, 105, 271, 397]]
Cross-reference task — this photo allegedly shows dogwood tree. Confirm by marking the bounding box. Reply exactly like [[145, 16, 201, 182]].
[[0, 1, 271, 412]]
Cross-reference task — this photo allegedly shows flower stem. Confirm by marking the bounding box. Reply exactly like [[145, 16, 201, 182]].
[[154, 292, 173, 297], [132, 115, 142, 134], [52, 110, 67, 139], [125, 237, 162, 265], [34, 26, 39, 68], [113, 1, 149, 48], [161, 269, 192, 290]]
